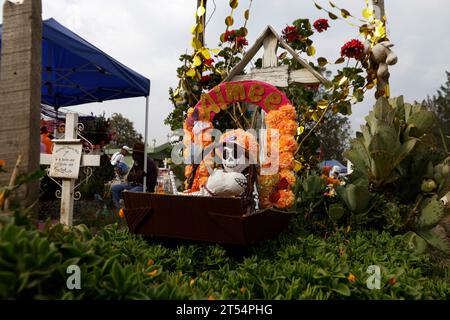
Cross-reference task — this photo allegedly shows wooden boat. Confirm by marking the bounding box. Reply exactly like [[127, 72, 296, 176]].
[[122, 192, 293, 245]]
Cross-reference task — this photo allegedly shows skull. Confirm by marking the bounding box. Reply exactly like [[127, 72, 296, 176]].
[[220, 142, 250, 173]]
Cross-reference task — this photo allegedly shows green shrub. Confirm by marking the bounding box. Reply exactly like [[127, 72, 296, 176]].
[[1, 215, 448, 300]]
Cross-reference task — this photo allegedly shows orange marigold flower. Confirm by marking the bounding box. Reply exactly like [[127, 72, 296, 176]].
[[279, 134, 298, 153], [347, 273, 357, 283], [275, 189, 295, 208], [147, 259, 155, 266], [388, 277, 397, 285], [279, 152, 295, 170], [208, 295, 216, 300], [279, 169, 296, 187], [197, 162, 210, 176], [118, 208, 125, 219], [185, 165, 193, 178], [266, 110, 283, 128], [0, 159, 5, 167], [219, 129, 259, 153], [278, 120, 298, 136], [279, 104, 297, 120]]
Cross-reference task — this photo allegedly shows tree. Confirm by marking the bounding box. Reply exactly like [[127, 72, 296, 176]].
[[316, 113, 351, 163], [423, 71, 450, 152], [109, 113, 143, 147]]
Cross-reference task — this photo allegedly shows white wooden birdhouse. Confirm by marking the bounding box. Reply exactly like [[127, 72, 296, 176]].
[[224, 25, 328, 87]]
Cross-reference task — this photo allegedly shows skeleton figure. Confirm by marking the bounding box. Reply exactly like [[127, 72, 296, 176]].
[[220, 141, 251, 173], [183, 130, 259, 200], [205, 169, 247, 197]]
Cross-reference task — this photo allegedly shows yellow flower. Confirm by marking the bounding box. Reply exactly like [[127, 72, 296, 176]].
[[347, 273, 357, 283], [145, 269, 158, 277], [207, 295, 216, 300], [240, 287, 247, 294], [190, 278, 196, 286]]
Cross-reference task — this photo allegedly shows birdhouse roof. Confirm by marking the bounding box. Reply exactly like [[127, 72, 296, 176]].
[[224, 25, 328, 85]]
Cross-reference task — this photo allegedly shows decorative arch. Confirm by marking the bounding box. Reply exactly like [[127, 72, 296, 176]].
[[194, 80, 292, 120]]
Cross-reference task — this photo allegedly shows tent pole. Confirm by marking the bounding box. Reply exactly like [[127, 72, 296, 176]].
[[143, 96, 149, 193]]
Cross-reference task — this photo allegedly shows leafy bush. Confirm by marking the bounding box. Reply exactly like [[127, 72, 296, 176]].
[[295, 97, 450, 254], [1, 215, 449, 300]]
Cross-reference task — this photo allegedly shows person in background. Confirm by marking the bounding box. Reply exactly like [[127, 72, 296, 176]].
[[110, 145, 132, 166], [40, 126, 53, 154], [55, 122, 65, 139], [111, 143, 158, 209]]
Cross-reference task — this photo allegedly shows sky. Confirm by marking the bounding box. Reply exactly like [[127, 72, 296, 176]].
[[1, 0, 449, 146]]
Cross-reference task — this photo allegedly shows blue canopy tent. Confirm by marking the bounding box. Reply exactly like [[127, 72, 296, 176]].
[[1, 18, 152, 190]]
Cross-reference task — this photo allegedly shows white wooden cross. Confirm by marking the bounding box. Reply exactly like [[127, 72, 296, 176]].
[[40, 113, 100, 226]]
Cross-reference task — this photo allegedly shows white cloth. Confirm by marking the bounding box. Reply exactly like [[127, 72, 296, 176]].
[[110, 152, 124, 166]]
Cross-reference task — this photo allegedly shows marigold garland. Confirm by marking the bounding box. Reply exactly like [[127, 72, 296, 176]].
[[259, 104, 298, 209]]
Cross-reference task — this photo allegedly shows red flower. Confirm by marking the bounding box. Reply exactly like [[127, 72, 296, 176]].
[[203, 58, 214, 67], [313, 19, 330, 33], [269, 190, 281, 203], [388, 277, 397, 285], [224, 29, 236, 42], [200, 75, 211, 84], [236, 36, 248, 48], [340, 39, 365, 59], [282, 25, 299, 43], [277, 178, 289, 190]]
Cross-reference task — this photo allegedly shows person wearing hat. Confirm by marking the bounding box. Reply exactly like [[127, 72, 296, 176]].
[[111, 143, 158, 209], [110, 146, 132, 166]]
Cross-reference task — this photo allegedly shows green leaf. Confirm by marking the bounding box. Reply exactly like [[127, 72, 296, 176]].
[[229, 0, 238, 9], [111, 261, 124, 288], [328, 12, 338, 20], [417, 196, 445, 229], [335, 57, 345, 64], [328, 204, 345, 222], [417, 229, 450, 254], [341, 9, 351, 18], [332, 283, 351, 296], [317, 57, 328, 67]]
